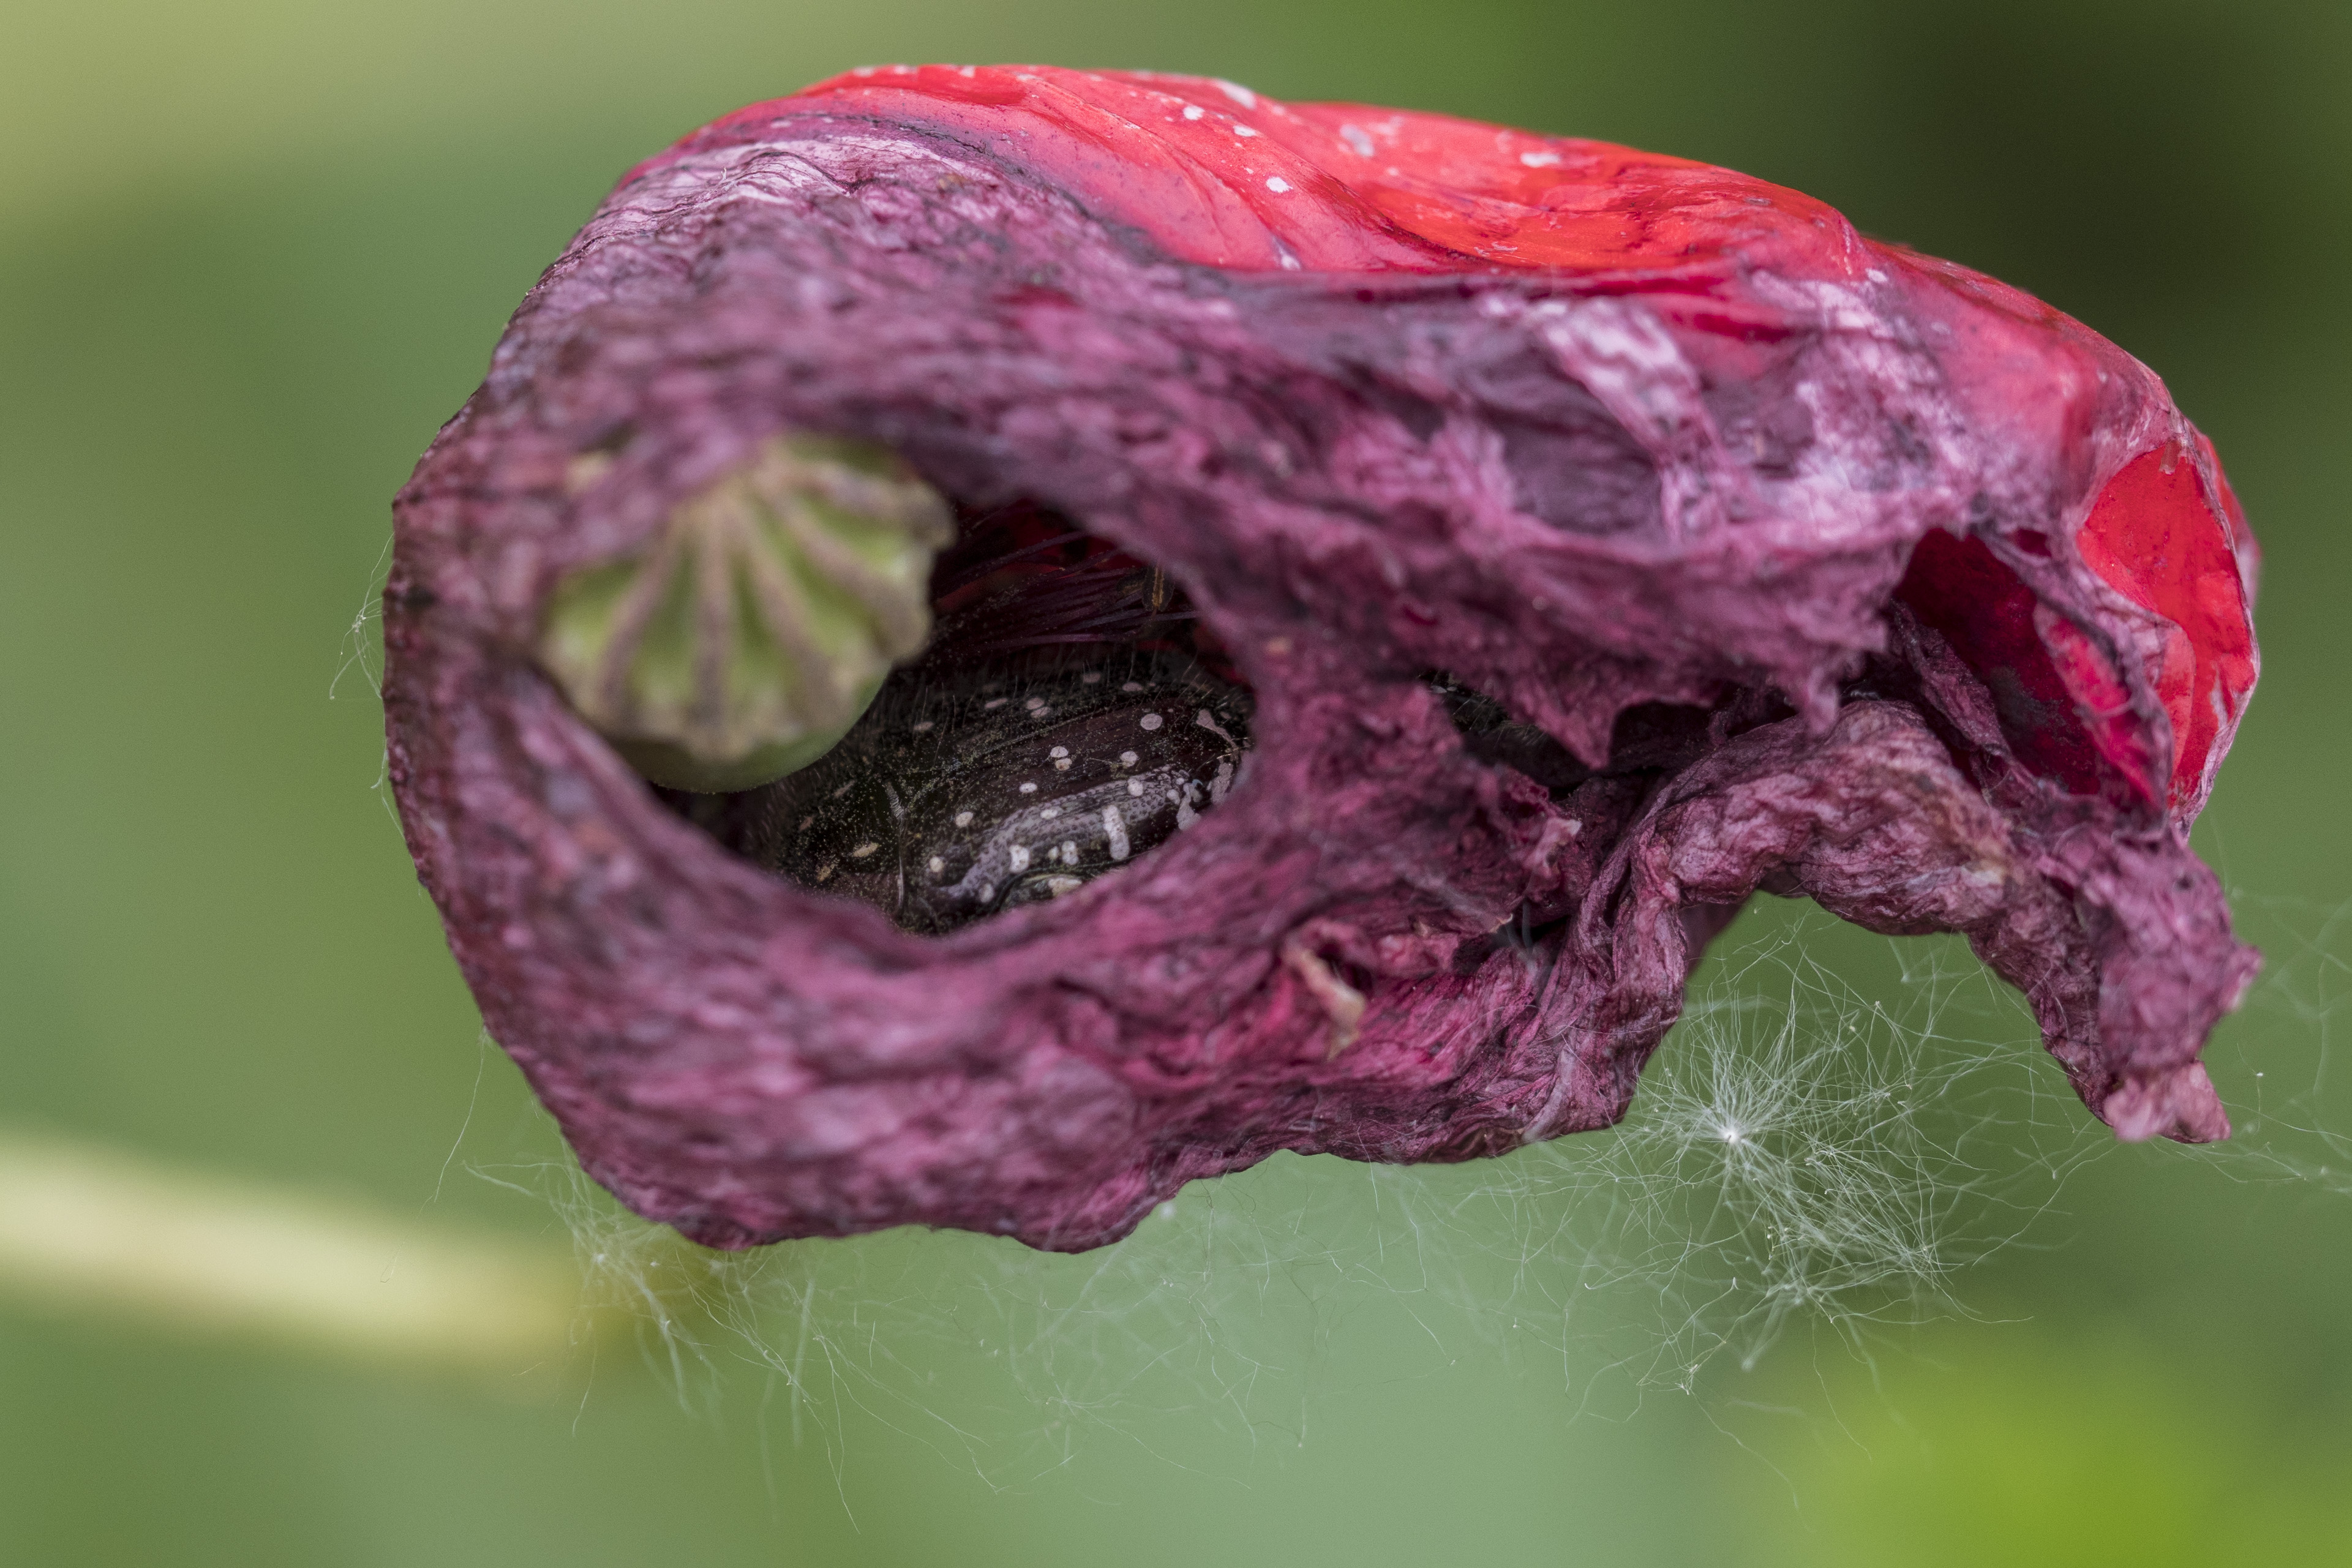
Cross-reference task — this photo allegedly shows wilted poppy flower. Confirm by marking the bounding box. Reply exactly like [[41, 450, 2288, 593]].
[[385, 66, 2260, 1251]]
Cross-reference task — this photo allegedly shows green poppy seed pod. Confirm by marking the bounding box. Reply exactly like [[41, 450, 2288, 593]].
[[538, 434, 953, 792]]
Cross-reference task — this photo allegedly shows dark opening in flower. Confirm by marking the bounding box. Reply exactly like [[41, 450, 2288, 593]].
[[665, 503, 1255, 933], [385, 66, 2260, 1253]]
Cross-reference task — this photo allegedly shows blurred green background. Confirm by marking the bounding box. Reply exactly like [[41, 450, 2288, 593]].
[[4, 1, 2349, 1562]]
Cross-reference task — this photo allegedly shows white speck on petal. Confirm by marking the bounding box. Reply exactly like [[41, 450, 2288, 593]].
[[1209, 760, 1234, 803], [849, 842, 879, 858], [1008, 845, 1030, 871], [1182, 103, 1205, 121], [984, 697, 1009, 710], [1025, 697, 1045, 710], [1215, 78, 1257, 108], [1049, 746, 1069, 757], [1103, 806, 1130, 860], [954, 811, 973, 828], [1018, 781, 1038, 793], [928, 856, 944, 874], [1121, 681, 1144, 693], [1338, 123, 1376, 158], [1041, 806, 1060, 820], [1519, 149, 1562, 168], [1061, 840, 1077, 863], [1119, 751, 1138, 767], [1234, 124, 1259, 138], [1082, 671, 1102, 684], [1140, 713, 1164, 731], [911, 720, 933, 733], [1127, 778, 1145, 797], [1265, 176, 1291, 193]]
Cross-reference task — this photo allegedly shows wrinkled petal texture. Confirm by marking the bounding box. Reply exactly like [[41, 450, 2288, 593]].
[[388, 66, 2260, 1251]]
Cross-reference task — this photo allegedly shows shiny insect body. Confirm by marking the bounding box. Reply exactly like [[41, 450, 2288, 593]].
[[740, 650, 1251, 933]]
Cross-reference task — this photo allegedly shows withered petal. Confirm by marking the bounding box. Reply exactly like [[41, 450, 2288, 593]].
[[386, 67, 2258, 1251]]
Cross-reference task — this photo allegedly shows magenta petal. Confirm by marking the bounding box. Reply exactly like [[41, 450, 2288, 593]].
[[386, 69, 2258, 1251]]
